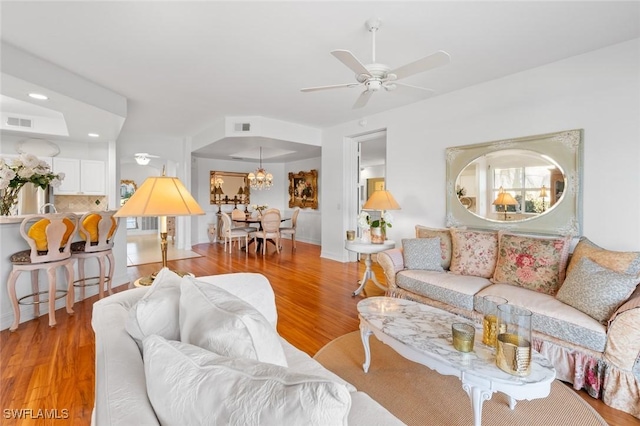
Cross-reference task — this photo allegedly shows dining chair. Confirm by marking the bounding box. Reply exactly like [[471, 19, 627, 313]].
[[250, 208, 281, 255], [279, 208, 300, 251], [231, 208, 257, 233], [71, 211, 119, 300], [221, 211, 249, 253], [7, 213, 78, 331]]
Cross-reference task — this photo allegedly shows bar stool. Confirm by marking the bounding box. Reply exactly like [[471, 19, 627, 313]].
[[71, 211, 119, 300], [7, 213, 77, 331]]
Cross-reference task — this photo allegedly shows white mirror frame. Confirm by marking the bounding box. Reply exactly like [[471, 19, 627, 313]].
[[446, 129, 583, 236]]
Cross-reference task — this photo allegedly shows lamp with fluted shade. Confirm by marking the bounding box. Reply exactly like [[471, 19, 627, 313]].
[[492, 187, 518, 221], [363, 190, 401, 243], [114, 173, 205, 284]]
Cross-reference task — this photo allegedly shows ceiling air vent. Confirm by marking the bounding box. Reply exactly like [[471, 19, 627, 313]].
[[6, 117, 33, 128], [234, 122, 251, 132]]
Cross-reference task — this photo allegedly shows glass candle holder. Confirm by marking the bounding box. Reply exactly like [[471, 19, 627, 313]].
[[481, 295, 508, 347], [346, 230, 356, 241], [452, 323, 475, 353], [496, 304, 532, 376]]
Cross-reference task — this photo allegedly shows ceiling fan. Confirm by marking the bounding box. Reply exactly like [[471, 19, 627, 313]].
[[134, 153, 159, 165], [301, 17, 450, 109]]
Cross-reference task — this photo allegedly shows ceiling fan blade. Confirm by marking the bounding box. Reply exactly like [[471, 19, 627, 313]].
[[301, 83, 361, 92], [352, 90, 373, 109], [331, 50, 371, 76], [393, 82, 435, 95], [390, 50, 451, 80]]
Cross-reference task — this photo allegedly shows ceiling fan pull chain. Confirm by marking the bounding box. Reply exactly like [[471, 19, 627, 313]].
[[371, 25, 376, 63]]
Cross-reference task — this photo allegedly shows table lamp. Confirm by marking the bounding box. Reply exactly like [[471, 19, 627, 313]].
[[539, 185, 547, 212], [492, 187, 518, 220], [115, 171, 205, 284], [363, 190, 401, 240]]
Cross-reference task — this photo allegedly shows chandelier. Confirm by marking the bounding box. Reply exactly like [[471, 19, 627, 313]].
[[247, 147, 273, 190]]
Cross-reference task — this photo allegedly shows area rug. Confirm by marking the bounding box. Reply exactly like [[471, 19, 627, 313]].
[[314, 331, 607, 426]]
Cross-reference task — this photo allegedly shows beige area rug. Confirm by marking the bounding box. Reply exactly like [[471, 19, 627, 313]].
[[314, 331, 607, 426]]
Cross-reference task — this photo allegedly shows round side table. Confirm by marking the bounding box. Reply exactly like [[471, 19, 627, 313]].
[[345, 239, 396, 296]]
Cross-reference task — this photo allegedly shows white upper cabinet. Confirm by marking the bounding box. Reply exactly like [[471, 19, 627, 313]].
[[53, 158, 105, 195]]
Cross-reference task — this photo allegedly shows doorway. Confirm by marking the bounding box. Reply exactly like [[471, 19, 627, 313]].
[[358, 131, 387, 230]]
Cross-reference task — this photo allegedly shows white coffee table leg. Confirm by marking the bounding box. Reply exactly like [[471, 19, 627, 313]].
[[462, 383, 493, 426], [360, 324, 373, 373], [508, 396, 517, 410]]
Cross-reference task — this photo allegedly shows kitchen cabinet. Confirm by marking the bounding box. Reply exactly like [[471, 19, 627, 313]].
[[53, 158, 106, 195]]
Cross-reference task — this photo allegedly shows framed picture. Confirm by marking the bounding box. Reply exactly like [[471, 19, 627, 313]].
[[288, 169, 318, 209]]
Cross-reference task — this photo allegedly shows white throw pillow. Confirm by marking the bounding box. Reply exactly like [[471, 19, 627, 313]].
[[125, 268, 182, 351], [180, 276, 288, 367], [143, 335, 351, 426]]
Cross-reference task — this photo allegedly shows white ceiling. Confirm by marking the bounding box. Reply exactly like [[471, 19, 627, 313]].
[[1, 1, 638, 163]]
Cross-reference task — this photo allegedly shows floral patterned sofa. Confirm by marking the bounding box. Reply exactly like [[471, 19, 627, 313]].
[[377, 226, 640, 418]]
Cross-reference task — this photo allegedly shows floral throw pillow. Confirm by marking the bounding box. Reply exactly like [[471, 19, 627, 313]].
[[491, 232, 571, 296], [449, 229, 498, 278]]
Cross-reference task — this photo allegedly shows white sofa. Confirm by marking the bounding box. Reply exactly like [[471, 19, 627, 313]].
[[92, 271, 403, 425]]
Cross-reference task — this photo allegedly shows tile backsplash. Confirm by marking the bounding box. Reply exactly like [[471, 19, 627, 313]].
[[54, 195, 108, 213]]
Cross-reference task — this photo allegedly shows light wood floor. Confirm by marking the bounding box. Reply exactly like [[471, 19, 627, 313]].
[[1, 239, 638, 425]]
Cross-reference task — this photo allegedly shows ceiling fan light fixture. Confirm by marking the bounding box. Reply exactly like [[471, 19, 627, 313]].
[[135, 154, 150, 165]]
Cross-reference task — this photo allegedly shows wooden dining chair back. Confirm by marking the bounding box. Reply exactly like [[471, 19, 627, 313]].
[[279, 208, 300, 251], [231, 208, 257, 233], [7, 213, 78, 331], [221, 211, 248, 253], [252, 208, 281, 255]]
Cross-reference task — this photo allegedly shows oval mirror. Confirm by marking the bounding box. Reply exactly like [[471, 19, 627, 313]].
[[455, 149, 565, 223], [446, 129, 583, 236]]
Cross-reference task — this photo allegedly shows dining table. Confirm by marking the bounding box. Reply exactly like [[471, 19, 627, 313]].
[[234, 216, 291, 252]]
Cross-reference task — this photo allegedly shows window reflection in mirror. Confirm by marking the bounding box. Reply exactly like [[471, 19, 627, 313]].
[[456, 149, 565, 222]]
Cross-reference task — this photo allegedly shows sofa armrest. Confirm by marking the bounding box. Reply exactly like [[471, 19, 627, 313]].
[[604, 288, 640, 372], [377, 248, 404, 291]]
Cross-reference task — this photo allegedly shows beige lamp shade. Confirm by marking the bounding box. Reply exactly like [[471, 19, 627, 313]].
[[363, 190, 401, 211], [492, 188, 518, 207], [115, 176, 205, 218], [539, 185, 548, 198]]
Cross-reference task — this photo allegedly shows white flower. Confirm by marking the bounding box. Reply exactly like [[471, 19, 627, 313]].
[[357, 211, 370, 229], [382, 211, 393, 226], [17, 167, 35, 179]]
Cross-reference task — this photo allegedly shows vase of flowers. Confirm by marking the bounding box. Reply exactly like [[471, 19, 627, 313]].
[[0, 154, 64, 216], [358, 211, 393, 244], [251, 204, 268, 217]]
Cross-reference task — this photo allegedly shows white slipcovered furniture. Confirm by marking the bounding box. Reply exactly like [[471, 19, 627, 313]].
[[377, 225, 640, 419], [92, 270, 403, 425]]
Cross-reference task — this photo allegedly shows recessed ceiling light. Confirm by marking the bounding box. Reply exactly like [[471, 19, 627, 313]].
[[28, 93, 48, 100], [88, 133, 100, 138]]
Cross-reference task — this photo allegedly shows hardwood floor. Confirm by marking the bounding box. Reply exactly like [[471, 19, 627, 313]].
[[1, 240, 638, 425]]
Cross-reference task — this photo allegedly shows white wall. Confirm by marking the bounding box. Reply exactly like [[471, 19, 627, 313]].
[[321, 39, 640, 261]]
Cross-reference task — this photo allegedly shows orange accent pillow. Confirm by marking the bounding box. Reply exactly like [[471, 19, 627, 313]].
[[27, 218, 75, 251], [80, 214, 117, 242]]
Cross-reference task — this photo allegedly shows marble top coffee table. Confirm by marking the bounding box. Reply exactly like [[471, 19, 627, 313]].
[[357, 297, 556, 426]]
